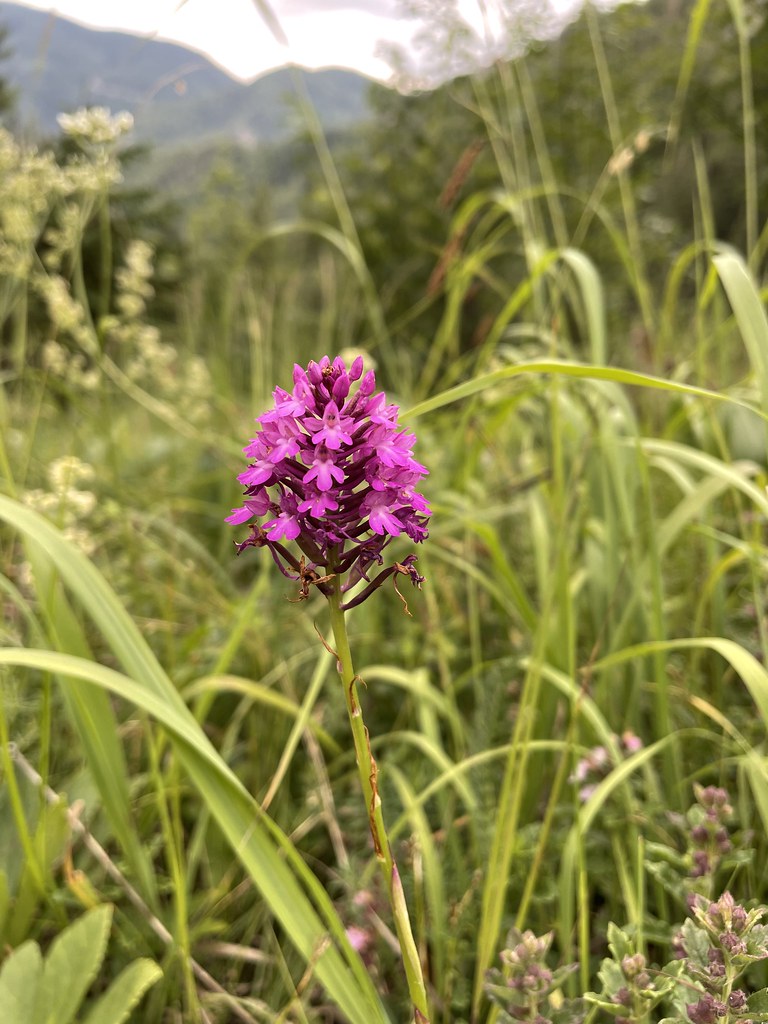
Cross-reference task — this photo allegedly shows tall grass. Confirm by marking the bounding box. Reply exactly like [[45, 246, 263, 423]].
[[1, 1, 767, 1021]]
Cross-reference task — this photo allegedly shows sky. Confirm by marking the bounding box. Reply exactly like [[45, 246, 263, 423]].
[[9, 0, 586, 83]]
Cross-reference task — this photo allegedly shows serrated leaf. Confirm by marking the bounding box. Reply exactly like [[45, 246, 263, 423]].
[[36, 904, 113, 1024], [606, 922, 634, 964], [662, 968, 701, 1022], [81, 958, 162, 1024], [748, 923, 768, 958], [595, 956, 625, 998], [550, 963, 579, 988], [0, 940, 43, 1024], [679, 918, 710, 971]]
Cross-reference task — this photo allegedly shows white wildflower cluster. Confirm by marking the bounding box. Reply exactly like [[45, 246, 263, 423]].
[[56, 108, 134, 192], [38, 275, 93, 348], [41, 339, 101, 391], [0, 129, 68, 279], [0, 105, 134, 292], [123, 324, 173, 378], [35, 275, 101, 391], [115, 239, 155, 319], [43, 203, 87, 272], [101, 241, 213, 424], [23, 456, 98, 556], [57, 107, 134, 147], [0, 109, 211, 424], [180, 354, 212, 424]]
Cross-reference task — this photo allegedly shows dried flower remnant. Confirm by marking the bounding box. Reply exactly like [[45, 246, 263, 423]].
[[227, 355, 431, 608]]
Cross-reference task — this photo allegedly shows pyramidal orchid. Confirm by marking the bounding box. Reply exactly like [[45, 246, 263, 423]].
[[227, 354, 431, 609], [227, 354, 432, 1022]]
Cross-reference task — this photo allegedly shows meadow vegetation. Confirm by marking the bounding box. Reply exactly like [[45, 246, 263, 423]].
[[1, 0, 768, 1021]]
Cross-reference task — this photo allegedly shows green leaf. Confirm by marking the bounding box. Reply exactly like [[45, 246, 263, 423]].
[[22, 543, 156, 908], [678, 918, 710, 972], [0, 940, 44, 1024], [401, 357, 761, 423], [595, 956, 625, 999], [747, 988, 768, 1014], [36, 904, 113, 1024], [713, 248, 768, 416], [606, 922, 633, 965], [592, 636, 768, 734], [80, 958, 163, 1024], [559, 248, 606, 364]]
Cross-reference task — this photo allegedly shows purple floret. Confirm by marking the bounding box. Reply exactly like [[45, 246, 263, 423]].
[[226, 355, 431, 606]]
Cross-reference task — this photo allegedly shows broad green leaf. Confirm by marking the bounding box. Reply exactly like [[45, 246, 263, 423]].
[[747, 989, 768, 1014], [0, 940, 43, 1024], [741, 750, 768, 841], [37, 904, 112, 1024], [80, 958, 163, 1024]]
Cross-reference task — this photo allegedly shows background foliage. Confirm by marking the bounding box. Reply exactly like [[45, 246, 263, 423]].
[[1, 0, 768, 1021]]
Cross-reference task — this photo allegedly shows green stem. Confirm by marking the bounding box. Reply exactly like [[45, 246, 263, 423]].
[[327, 574, 430, 1023]]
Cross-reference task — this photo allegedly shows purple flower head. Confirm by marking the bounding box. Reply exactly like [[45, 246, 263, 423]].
[[227, 355, 431, 607]]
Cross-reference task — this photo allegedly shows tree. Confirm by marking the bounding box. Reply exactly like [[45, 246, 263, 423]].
[[0, 23, 18, 120]]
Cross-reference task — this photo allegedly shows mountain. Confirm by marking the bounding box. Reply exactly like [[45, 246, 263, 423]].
[[0, 2, 374, 147]]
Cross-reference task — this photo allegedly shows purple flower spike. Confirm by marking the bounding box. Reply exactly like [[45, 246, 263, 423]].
[[228, 355, 431, 606]]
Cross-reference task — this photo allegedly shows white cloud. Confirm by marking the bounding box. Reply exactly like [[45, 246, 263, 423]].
[[279, 0, 401, 13], [10, 0, 422, 80], [9, 0, 593, 82]]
